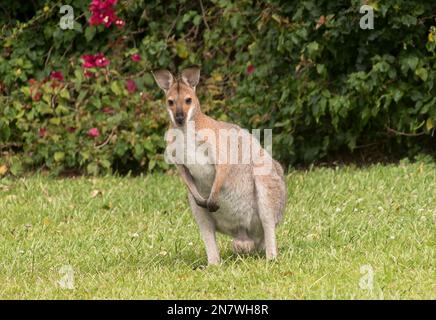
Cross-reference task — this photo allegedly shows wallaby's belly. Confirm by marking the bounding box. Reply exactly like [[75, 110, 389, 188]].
[[187, 163, 262, 240], [213, 178, 262, 239], [186, 163, 215, 194]]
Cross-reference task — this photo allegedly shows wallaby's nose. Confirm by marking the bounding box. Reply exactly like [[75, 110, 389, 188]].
[[175, 112, 185, 126]]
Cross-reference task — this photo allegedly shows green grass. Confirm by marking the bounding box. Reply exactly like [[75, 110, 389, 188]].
[[0, 162, 435, 299]]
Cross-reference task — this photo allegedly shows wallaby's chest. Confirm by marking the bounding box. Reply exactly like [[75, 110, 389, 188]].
[[177, 130, 215, 195]]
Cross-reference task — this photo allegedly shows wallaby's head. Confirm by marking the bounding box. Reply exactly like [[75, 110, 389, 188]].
[[152, 66, 201, 127]]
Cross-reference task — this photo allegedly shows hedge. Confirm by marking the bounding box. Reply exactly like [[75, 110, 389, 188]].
[[0, 0, 435, 175]]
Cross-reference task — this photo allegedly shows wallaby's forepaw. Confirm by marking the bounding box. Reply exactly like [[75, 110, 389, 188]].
[[195, 197, 208, 209], [207, 199, 220, 212]]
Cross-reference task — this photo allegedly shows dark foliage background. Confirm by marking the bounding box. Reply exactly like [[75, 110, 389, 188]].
[[0, 0, 435, 175]]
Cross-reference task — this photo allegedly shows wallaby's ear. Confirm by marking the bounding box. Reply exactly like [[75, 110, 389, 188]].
[[152, 69, 174, 93], [181, 66, 200, 90]]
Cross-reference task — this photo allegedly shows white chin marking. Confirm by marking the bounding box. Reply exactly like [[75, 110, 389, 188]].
[[167, 108, 176, 126], [187, 106, 195, 122]]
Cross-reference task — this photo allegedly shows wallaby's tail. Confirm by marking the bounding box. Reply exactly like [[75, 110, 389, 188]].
[[273, 160, 287, 223]]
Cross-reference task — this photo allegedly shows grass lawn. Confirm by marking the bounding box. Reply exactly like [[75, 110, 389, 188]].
[[0, 161, 434, 299]]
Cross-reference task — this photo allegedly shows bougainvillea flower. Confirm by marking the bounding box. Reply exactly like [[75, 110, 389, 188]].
[[50, 71, 64, 81], [114, 18, 125, 28], [103, 11, 116, 28], [246, 64, 255, 75], [131, 53, 141, 62], [82, 54, 96, 68], [89, 12, 104, 26], [87, 127, 100, 138], [125, 79, 137, 93], [90, 0, 117, 10], [94, 53, 110, 67], [102, 107, 115, 114], [81, 53, 109, 68], [38, 127, 47, 138], [89, 0, 120, 28], [84, 70, 94, 78], [32, 92, 42, 101]]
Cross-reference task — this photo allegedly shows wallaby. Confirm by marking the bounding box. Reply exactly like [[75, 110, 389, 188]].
[[152, 66, 286, 265]]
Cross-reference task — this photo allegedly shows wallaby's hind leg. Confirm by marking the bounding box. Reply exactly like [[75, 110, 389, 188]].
[[254, 174, 286, 260], [255, 237, 265, 252], [258, 212, 277, 260], [188, 194, 220, 265]]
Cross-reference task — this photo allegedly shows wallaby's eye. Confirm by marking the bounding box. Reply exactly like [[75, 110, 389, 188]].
[[168, 99, 174, 106], [185, 97, 192, 105]]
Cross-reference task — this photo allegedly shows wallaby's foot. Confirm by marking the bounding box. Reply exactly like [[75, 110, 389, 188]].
[[255, 239, 264, 250], [207, 256, 220, 265], [232, 238, 256, 254], [253, 239, 276, 260], [265, 247, 277, 260]]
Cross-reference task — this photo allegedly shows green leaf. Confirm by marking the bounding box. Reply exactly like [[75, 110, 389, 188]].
[[54, 151, 65, 162], [391, 88, 404, 103], [316, 64, 326, 75], [111, 81, 122, 95], [20, 86, 31, 96], [87, 162, 99, 175], [60, 88, 70, 100], [55, 104, 69, 115], [402, 56, 419, 72], [176, 41, 189, 59], [415, 67, 428, 81], [0, 122, 11, 140], [100, 159, 111, 169], [10, 161, 23, 176], [49, 117, 61, 125], [148, 159, 156, 171], [193, 15, 202, 26], [306, 41, 320, 58], [85, 26, 96, 42], [426, 118, 433, 131]]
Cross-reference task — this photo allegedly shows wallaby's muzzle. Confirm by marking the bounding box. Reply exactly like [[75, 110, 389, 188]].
[[175, 111, 185, 126]]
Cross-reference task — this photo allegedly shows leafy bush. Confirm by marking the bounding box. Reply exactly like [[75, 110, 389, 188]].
[[0, 0, 435, 175]]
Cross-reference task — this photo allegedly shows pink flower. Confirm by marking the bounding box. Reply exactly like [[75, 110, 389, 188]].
[[38, 128, 47, 138], [131, 53, 141, 62], [90, 0, 117, 11], [103, 12, 116, 28], [89, 0, 120, 28], [81, 53, 109, 68], [32, 92, 42, 101], [114, 18, 125, 28], [84, 70, 94, 78], [94, 53, 110, 68], [89, 12, 103, 26], [102, 107, 115, 114], [50, 71, 64, 81], [87, 127, 100, 138], [82, 54, 96, 68], [246, 64, 255, 75], [125, 79, 137, 93]]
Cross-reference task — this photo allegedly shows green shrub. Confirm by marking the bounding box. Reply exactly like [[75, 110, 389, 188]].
[[0, 0, 435, 175]]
